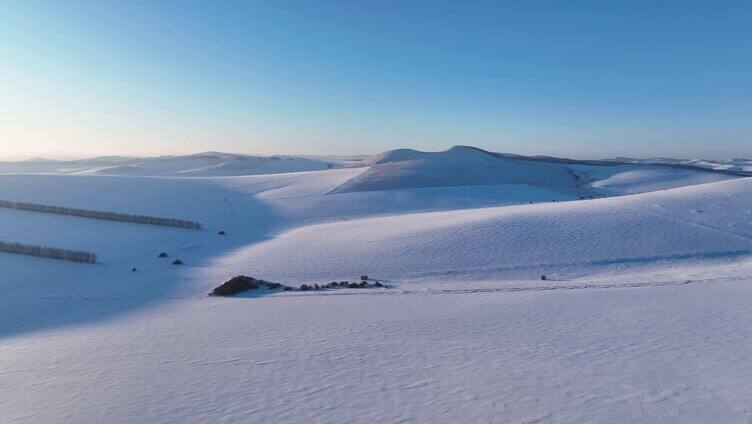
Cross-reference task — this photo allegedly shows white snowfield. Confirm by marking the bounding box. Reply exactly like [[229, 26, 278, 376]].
[[616, 156, 752, 173], [2, 147, 752, 423], [0, 151, 334, 176]]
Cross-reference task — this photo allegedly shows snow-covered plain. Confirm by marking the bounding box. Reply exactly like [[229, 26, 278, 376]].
[[2, 147, 752, 423]]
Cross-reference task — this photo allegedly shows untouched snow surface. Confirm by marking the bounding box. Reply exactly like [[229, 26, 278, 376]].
[[206, 178, 752, 287], [0, 152, 333, 176], [2, 157, 752, 423], [1, 147, 742, 197], [617, 156, 752, 173], [330, 146, 737, 196]]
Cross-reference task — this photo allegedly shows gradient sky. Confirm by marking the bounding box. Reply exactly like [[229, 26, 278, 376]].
[[1, 1, 751, 159]]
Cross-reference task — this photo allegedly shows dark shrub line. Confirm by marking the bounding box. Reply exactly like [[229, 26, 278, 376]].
[[0, 199, 201, 230], [0, 241, 97, 263], [210, 275, 388, 297]]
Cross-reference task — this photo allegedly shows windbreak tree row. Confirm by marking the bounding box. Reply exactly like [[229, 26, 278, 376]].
[[0, 241, 97, 263], [0, 199, 201, 229]]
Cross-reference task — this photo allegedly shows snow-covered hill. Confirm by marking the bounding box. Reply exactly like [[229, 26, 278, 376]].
[[2, 152, 752, 423], [330, 146, 737, 196], [616, 156, 752, 173], [2, 148, 745, 197], [0, 152, 334, 176], [209, 177, 752, 287]]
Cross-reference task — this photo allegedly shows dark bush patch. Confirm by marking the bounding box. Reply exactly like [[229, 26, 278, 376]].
[[218, 230, 226, 235], [360, 275, 369, 281], [540, 275, 547, 281], [158, 252, 168, 258], [211, 274, 389, 296], [212, 275, 260, 296], [172, 259, 183, 265]]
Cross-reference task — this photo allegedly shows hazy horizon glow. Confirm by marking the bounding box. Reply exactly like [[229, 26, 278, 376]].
[[2, 1, 751, 160]]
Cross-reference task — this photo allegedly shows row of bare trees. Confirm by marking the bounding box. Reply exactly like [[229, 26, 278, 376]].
[[0, 199, 201, 230], [0, 241, 97, 263]]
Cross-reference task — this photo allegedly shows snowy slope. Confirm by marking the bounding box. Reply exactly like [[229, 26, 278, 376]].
[[571, 164, 733, 195], [205, 177, 752, 287], [2, 160, 752, 423], [1, 170, 751, 308], [330, 146, 583, 195], [0, 152, 333, 176], [5, 278, 752, 423], [617, 156, 752, 173], [330, 146, 738, 197], [1, 147, 741, 198]]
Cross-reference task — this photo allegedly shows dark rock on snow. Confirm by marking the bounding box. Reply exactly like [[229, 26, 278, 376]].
[[212, 275, 260, 296]]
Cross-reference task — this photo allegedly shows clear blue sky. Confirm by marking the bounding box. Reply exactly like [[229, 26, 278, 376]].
[[1, 1, 750, 159]]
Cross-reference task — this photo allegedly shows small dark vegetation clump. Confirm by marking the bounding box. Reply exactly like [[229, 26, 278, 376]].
[[540, 274, 547, 281], [319, 278, 388, 290], [218, 230, 226, 235], [172, 259, 183, 265], [158, 252, 168, 257]]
